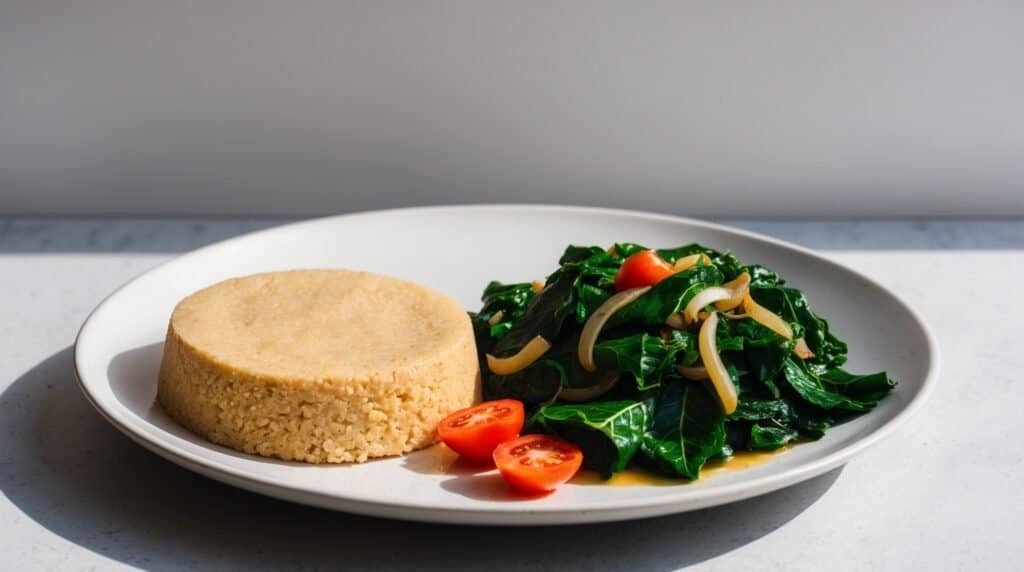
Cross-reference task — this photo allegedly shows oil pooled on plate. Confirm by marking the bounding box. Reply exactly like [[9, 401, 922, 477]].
[[571, 446, 793, 486]]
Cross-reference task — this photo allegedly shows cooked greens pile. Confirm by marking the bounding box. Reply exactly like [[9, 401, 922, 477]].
[[470, 243, 896, 479]]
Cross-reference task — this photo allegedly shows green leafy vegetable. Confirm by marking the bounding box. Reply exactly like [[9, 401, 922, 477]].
[[640, 381, 725, 479], [593, 331, 696, 391], [781, 358, 894, 412], [606, 265, 724, 328], [751, 286, 847, 372], [474, 242, 897, 480], [533, 400, 651, 478]]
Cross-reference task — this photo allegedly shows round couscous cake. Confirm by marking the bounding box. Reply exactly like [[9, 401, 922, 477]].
[[157, 269, 480, 463]]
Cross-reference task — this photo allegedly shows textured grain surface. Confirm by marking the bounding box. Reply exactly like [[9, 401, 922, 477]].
[[157, 269, 480, 463]]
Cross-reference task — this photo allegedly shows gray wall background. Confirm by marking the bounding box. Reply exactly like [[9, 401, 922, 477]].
[[1, 1, 1022, 217]]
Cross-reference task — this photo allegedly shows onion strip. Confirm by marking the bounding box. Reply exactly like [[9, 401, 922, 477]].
[[741, 292, 793, 339], [557, 375, 621, 402], [715, 272, 750, 311], [486, 335, 551, 375], [677, 366, 709, 381], [486, 310, 505, 327], [672, 253, 711, 272], [793, 337, 816, 359], [698, 312, 739, 414], [683, 287, 732, 324], [578, 286, 652, 372], [740, 292, 816, 359]]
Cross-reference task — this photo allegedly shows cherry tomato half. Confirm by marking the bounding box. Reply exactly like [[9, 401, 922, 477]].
[[493, 434, 583, 493], [614, 250, 674, 291], [437, 399, 525, 461]]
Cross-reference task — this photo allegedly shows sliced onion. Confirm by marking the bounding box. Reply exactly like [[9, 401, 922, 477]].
[[793, 337, 816, 359], [742, 292, 793, 339], [672, 253, 711, 272], [698, 312, 739, 414], [486, 310, 505, 327], [558, 375, 620, 402], [486, 335, 551, 375], [715, 272, 751, 311], [677, 366, 709, 381], [683, 287, 732, 324], [578, 286, 652, 372]]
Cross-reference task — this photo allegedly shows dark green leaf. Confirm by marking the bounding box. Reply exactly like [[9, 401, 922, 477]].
[[534, 400, 651, 478], [641, 381, 725, 479], [559, 245, 609, 265], [612, 242, 649, 258], [743, 264, 784, 288], [780, 358, 893, 412], [751, 286, 848, 371], [480, 281, 536, 318], [490, 269, 579, 357], [592, 331, 697, 391], [720, 317, 795, 391], [483, 359, 564, 405], [656, 244, 743, 280], [607, 265, 724, 329], [748, 425, 800, 450], [729, 399, 797, 423]]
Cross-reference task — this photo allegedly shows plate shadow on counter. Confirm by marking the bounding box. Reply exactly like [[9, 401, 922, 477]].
[[0, 347, 842, 571]]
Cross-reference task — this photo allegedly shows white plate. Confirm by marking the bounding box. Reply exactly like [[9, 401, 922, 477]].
[[74, 205, 938, 525]]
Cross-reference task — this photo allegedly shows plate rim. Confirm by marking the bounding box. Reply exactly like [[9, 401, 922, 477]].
[[73, 204, 940, 524]]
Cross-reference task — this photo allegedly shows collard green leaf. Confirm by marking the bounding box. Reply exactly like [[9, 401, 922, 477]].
[[490, 268, 579, 357], [656, 244, 742, 281], [558, 245, 611, 265], [728, 398, 804, 451], [748, 425, 800, 450], [729, 399, 797, 424], [480, 281, 536, 319], [534, 400, 651, 478], [780, 358, 894, 412], [751, 286, 848, 371], [483, 359, 565, 406], [720, 317, 795, 391], [612, 242, 649, 258], [576, 282, 613, 324], [471, 281, 538, 341], [819, 368, 897, 403], [474, 241, 897, 478], [593, 334, 665, 390], [549, 245, 619, 324], [606, 265, 724, 329], [641, 381, 725, 479], [743, 264, 784, 288], [592, 331, 696, 391]]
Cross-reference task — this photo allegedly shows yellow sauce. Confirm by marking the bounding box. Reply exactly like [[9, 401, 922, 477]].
[[417, 442, 795, 487], [571, 445, 793, 486]]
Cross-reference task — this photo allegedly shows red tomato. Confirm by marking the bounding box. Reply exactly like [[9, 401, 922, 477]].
[[493, 434, 583, 493], [614, 250, 674, 291], [437, 399, 525, 461]]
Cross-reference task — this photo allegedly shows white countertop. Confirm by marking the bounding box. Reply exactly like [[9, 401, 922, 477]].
[[1, 218, 1020, 571]]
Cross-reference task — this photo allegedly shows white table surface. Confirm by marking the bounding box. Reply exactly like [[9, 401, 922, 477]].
[[1, 217, 1020, 571]]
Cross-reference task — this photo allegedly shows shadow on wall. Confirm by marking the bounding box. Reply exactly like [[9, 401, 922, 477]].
[[0, 347, 842, 572]]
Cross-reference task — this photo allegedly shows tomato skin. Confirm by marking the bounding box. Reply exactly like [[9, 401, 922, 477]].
[[614, 250, 674, 291], [437, 399, 525, 461], [493, 434, 584, 493]]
